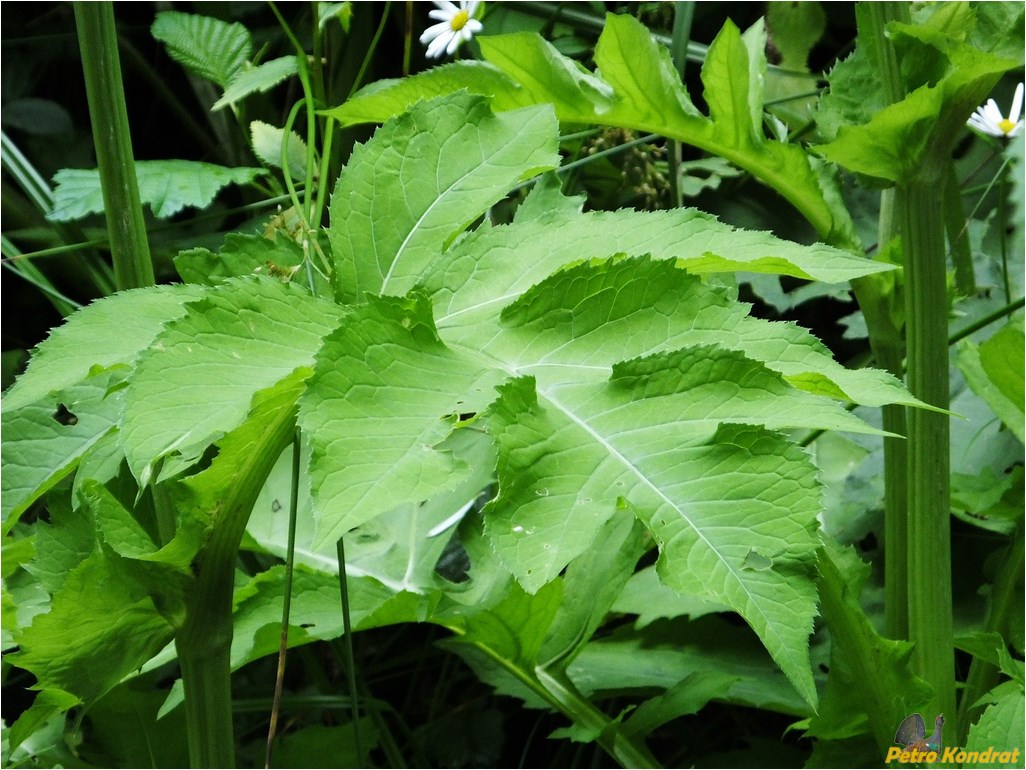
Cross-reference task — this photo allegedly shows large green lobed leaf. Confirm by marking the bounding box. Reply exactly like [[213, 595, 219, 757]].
[[120, 276, 342, 483], [9, 550, 179, 705], [301, 253, 904, 706], [2, 285, 206, 412], [328, 92, 559, 303], [816, 5, 1020, 182], [1, 372, 122, 530]]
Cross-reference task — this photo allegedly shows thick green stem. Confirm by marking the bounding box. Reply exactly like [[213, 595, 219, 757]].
[[73, 2, 154, 290], [175, 408, 297, 768], [900, 176, 956, 723], [863, 3, 910, 103]]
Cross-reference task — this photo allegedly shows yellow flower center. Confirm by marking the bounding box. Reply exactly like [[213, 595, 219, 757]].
[[998, 118, 1016, 135], [450, 9, 469, 31]]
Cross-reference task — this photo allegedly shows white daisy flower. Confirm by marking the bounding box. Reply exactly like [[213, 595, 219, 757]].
[[420, 1, 483, 60], [967, 82, 1024, 138]]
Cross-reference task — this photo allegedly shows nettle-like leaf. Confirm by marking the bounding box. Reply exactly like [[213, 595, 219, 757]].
[[151, 11, 252, 89], [8, 549, 180, 705], [213, 56, 299, 111], [955, 321, 1025, 444], [966, 688, 1025, 766], [173, 232, 308, 287], [327, 13, 858, 248], [48, 161, 265, 222], [249, 120, 308, 180]]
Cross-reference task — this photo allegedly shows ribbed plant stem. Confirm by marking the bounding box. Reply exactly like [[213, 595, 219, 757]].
[[73, 2, 154, 290], [900, 177, 956, 723], [854, 1, 912, 641], [175, 409, 297, 768]]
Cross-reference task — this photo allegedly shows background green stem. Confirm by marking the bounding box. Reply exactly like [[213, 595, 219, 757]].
[[955, 520, 1024, 743], [855, 1, 912, 642], [73, 1, 154, 291], [264, 433, 303, 768], [667, 1, 695, 210], [336, 537, 366, 767]]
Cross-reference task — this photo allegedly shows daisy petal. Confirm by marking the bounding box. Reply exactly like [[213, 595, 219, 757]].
[[420, 21, 451, 44], [1010, 82, 1024, 123], [426, 31, 453, 59]]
